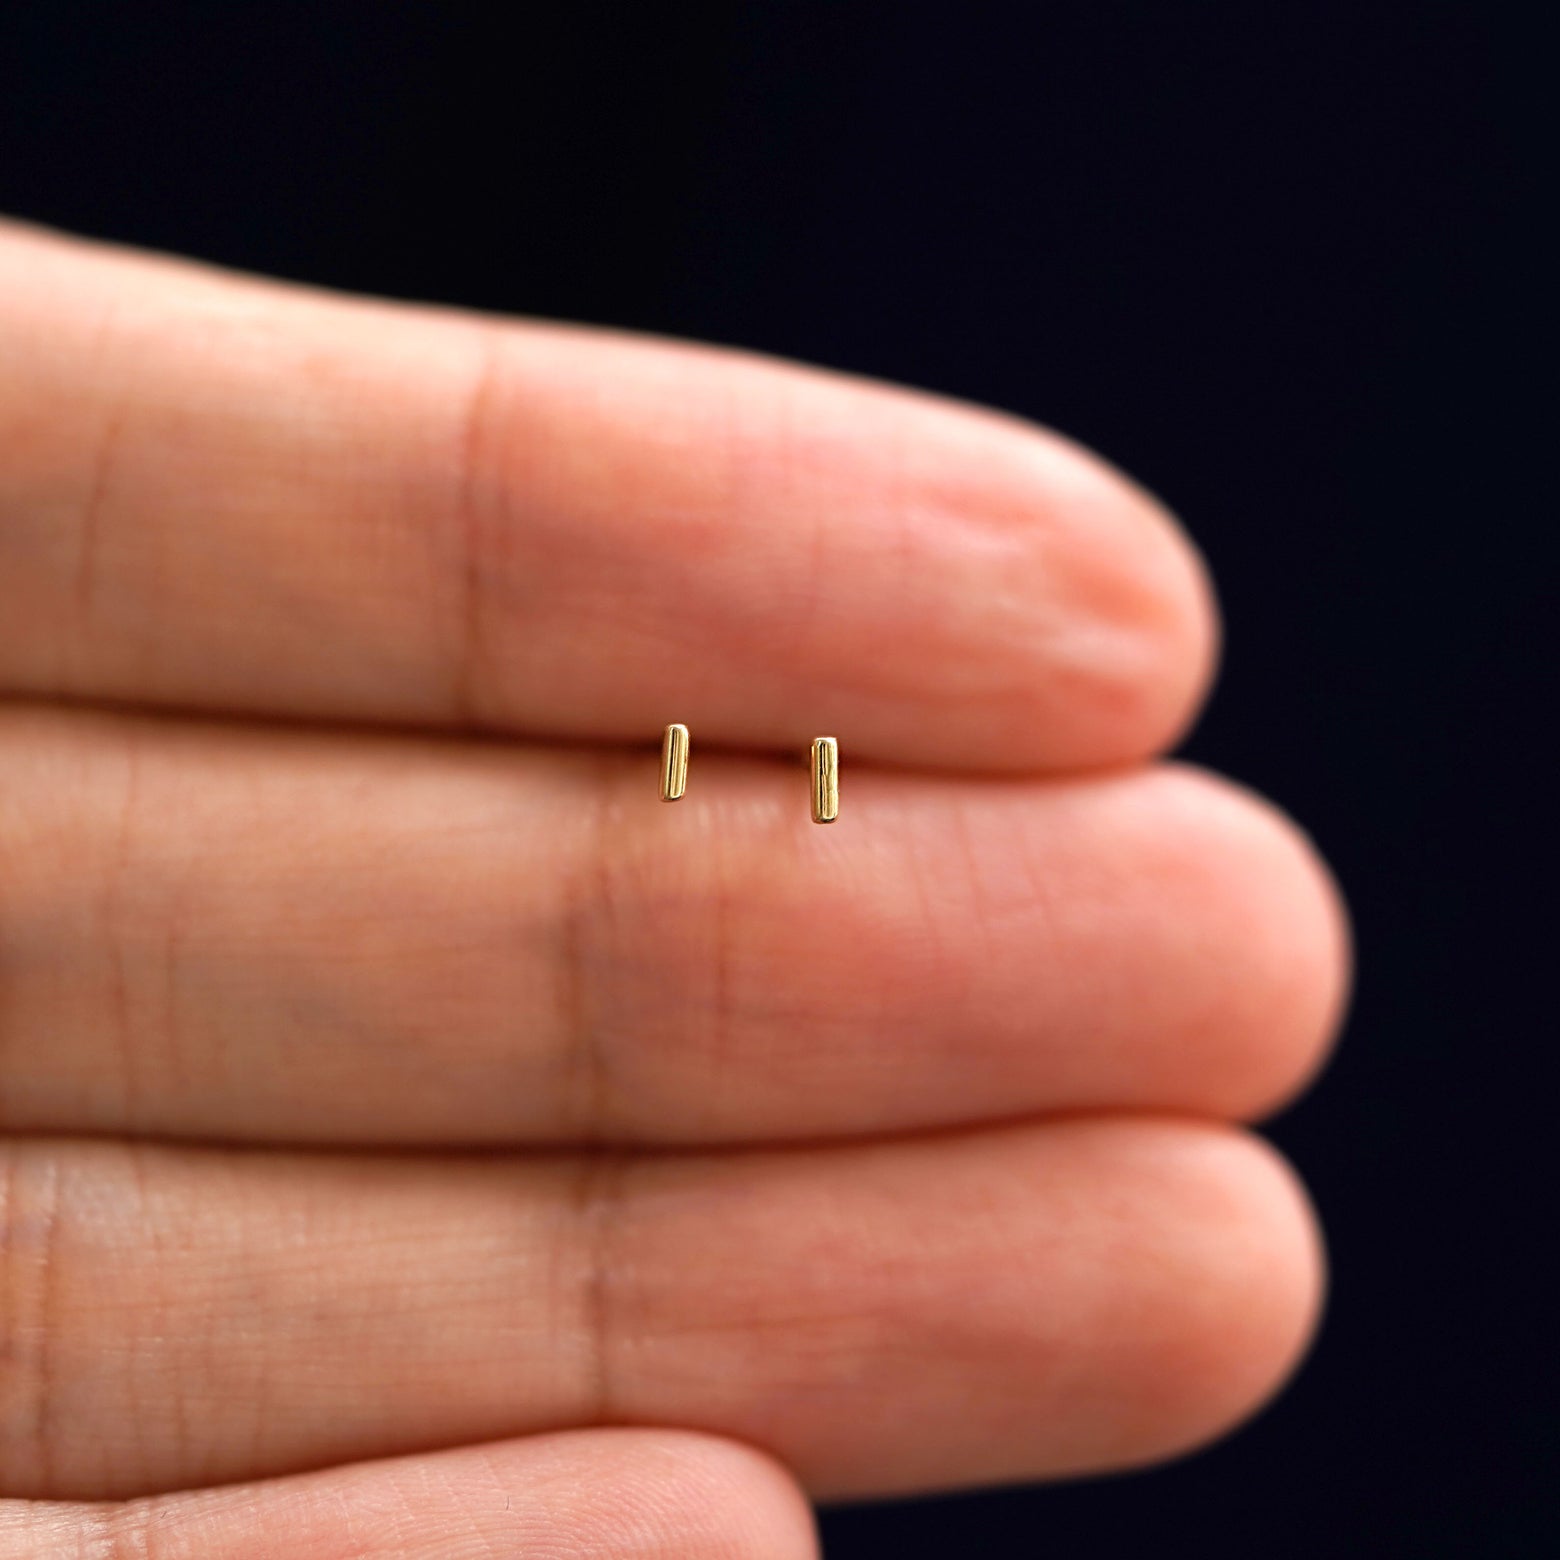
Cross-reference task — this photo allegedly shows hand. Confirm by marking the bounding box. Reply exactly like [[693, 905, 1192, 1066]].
[[0, 219, 1347, 1557]]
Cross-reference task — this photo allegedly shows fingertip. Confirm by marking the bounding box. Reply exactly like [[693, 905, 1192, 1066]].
[[1023, 432, 1222, 768], [865, 410, 1222, 771], [1106, 1124, 1326, 1472], [1162, 766, 1353, 1119]]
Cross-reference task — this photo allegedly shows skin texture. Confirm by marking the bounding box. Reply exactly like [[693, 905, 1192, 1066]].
[[0, 217, 1349, 1555], [0, 1433, 820, 1560]]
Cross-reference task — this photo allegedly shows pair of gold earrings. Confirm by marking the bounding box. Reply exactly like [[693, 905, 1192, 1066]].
[[658, 723, 839, 824]]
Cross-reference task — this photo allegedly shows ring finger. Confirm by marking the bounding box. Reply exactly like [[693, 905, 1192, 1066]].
[[0, 1119, 1321, 1502]]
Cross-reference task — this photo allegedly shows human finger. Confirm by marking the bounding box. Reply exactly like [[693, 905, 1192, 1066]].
[[0, 1120, 1321, 1501], [0, 219, 1213, 770], [0, 708, 1346, 1143], [0, 1430, 816, 1560]]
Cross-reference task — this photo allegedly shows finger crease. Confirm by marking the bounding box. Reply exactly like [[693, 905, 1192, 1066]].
[[562, 758, 618, 1144], [0, 1149, 66, 1493], [571, 1150, 630, 1427], [450, 328, 506, 727], [72, 398, 129, 631], [84, 1500, 162, 1560]]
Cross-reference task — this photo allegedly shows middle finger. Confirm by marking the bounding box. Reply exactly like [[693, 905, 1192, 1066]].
[[0, 707, 1344, 1144]]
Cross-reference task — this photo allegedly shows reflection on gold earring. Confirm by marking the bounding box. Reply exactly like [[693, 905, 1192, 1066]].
[[660, 723, 690, 801], [810, 737, 838, 824]]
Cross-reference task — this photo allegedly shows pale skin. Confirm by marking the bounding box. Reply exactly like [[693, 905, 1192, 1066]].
[[0, 218, 1349, 1557]]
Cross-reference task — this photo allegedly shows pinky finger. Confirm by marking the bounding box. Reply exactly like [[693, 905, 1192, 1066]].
[[0, 1430, 817, 1560]]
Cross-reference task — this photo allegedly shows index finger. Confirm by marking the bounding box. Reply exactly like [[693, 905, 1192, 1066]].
[[0, 220, 1215, 770]]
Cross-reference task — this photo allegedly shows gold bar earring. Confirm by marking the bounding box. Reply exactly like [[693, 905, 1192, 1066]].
[[660, 723, 690, 801], [810, 736, 839, 823]]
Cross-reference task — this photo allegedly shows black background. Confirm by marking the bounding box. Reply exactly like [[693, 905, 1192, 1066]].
[[1, 5, 1550, 1555]]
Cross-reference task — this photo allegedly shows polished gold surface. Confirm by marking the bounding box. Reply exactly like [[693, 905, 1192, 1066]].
[[660, 723, 689, 801], [810, 736, 839, 823]]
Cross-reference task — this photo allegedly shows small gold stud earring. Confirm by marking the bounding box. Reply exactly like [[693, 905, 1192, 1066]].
[[810, 737, 839, 823], [660, 723, 690, 801]]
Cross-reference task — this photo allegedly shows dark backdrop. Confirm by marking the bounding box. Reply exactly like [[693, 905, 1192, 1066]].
[[2, 5, 1549, 1555]]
